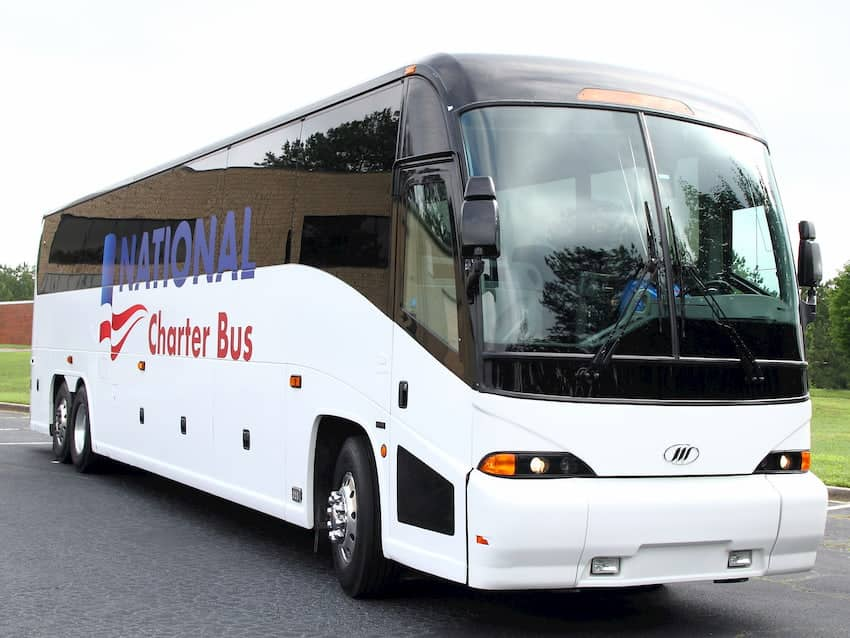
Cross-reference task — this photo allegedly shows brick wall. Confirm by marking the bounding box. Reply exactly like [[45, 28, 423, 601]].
[[0, 301, 33, 345]]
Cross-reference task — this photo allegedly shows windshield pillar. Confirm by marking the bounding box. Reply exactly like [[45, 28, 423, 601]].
[[639, 112, 680, 359]]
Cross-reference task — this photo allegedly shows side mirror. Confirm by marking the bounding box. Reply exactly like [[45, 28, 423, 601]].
[[461, 176, 500, 259], [797, 220, 821, 328], [797, 220, 822, 288]]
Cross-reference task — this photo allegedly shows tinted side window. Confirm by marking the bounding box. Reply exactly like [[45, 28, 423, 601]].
[[224, 121, 302, 267], [293, 83, 402, 314], [38, 149, 227, 294], [300, 215, 389, 268], [401, 77, 450, 158]]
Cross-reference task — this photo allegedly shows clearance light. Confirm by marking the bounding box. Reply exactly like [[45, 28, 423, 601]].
[[478, 452, 596, 478], [404, 64, 416, 76], [137, 361, 146, 371], [591, 557, 620, 576], [755, 451, 810, 473], [380, 444, 387, 458], [476, 535, 489, 546], [577, 87, 694, 116], [728, 550, 752, 568], [66, 355, 73, 365], [289, 375, 302, 389]]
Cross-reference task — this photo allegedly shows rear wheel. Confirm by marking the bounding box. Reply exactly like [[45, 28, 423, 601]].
[[68, 385, 98, 473], [51, 382, 71, 463], [326, 436, 396, 597]]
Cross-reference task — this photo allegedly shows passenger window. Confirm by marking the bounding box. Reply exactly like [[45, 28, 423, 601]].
[[225, 122, 302, 267], [400, 176, 459, 351], [292, 83, 402, 315]]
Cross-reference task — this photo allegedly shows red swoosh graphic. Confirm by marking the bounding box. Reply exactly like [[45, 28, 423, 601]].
[[99, 304, 148, 360], [108, 315, 146, 360], [110, 304, 147, 331]]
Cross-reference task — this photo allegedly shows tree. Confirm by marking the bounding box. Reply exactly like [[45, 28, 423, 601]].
[[806, 278, 850, 389], [0, 263, 35, 301], [828, 263, 850, 357]]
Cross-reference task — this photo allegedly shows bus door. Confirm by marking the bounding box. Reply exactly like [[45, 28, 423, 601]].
[[388, 161, 471, 584]]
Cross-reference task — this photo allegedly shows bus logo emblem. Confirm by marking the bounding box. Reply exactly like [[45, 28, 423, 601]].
[[664, 444, 699, 465]]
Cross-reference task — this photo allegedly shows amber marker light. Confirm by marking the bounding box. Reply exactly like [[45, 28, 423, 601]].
[[577, 88, 694, 116], [66, 355, 73, 365], [801, 450, 811, 472], [479, 453, 516, 476], [404, 64, 416, 75], [380, 444, 387, 458], [137, 361, 146, 371], [289, 375, 302, 389], [476, 535, 489, 546]]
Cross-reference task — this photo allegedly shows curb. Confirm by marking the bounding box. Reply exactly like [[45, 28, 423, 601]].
[[828, 485, 850, 502], [0, 402, 29, 413]]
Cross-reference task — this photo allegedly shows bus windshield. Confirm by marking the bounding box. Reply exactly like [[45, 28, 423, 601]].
[[461, 106, 801, 362]]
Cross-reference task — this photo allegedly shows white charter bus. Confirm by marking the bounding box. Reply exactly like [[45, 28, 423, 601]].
[[31, 54, 826, 597]]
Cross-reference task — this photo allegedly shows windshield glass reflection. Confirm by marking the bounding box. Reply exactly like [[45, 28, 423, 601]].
[[461, 107, 670, 355]]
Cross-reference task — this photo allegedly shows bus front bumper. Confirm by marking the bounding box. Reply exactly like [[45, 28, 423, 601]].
[[466, 471, 826, 590]]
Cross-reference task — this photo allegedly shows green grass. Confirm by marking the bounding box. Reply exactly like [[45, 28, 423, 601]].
[[810, 388, 850, 488], [0, 350, 30, 404]]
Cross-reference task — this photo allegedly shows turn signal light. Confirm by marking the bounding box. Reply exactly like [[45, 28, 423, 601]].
[[289, 375, 302, 389], [478, 452, 596, 478], [479, 453, 516, 476]]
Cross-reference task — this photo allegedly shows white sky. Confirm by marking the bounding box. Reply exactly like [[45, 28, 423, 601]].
[[1, 0, 848, 278]]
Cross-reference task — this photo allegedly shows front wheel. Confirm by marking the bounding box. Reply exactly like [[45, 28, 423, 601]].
[[68, 385, 98, 473], [326, 436, 396, 597]]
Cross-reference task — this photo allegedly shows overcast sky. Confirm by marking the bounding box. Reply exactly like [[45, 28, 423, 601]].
[[1, 0, 847, 279]]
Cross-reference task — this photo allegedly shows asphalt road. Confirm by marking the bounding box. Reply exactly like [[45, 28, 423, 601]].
[[1, 410, 848, 638]]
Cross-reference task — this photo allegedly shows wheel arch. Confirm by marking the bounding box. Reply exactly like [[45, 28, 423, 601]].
[[310, 415, 371, 530]]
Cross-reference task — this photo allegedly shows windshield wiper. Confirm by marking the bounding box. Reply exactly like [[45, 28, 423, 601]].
[[678, 259, 765, 384], [575, 202, 659, 396]]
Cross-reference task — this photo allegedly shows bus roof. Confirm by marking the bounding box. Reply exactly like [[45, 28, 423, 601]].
[[46, 53, 763, 218]]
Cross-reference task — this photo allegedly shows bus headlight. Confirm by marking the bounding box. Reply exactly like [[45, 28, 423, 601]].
[[754, 450, 810, 473], [479, 452, 596, 478]]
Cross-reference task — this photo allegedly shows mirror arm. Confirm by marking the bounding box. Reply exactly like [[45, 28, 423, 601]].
[[465, 255, 486, 304]]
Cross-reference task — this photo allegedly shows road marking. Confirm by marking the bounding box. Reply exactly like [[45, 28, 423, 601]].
[[827, 503, 850, 511], [0, 442, 51, 446], [0, 427, 21, 431]]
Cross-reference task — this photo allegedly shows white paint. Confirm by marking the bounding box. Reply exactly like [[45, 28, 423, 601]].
[[827, 503, 850, 512], [0, 427, 21, 431]]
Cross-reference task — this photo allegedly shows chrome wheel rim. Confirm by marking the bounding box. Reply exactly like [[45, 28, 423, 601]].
[[326, 472, 358, 566], [73, 403, 87, 457], [54, 397, 68, 446]]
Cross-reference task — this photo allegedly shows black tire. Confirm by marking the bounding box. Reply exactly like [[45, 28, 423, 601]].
[[51, 382, 72, 463], [68, 385, 98, 473], [329, 436, 397, 597]]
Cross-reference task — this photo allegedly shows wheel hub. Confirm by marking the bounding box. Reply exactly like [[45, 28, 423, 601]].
[[55, 399, 68, 444], [326, 472, 358, 565]]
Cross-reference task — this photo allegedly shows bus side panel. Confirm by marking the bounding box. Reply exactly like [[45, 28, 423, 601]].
[[29, 288, 102, 435], [386, 325, 472, 585]]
